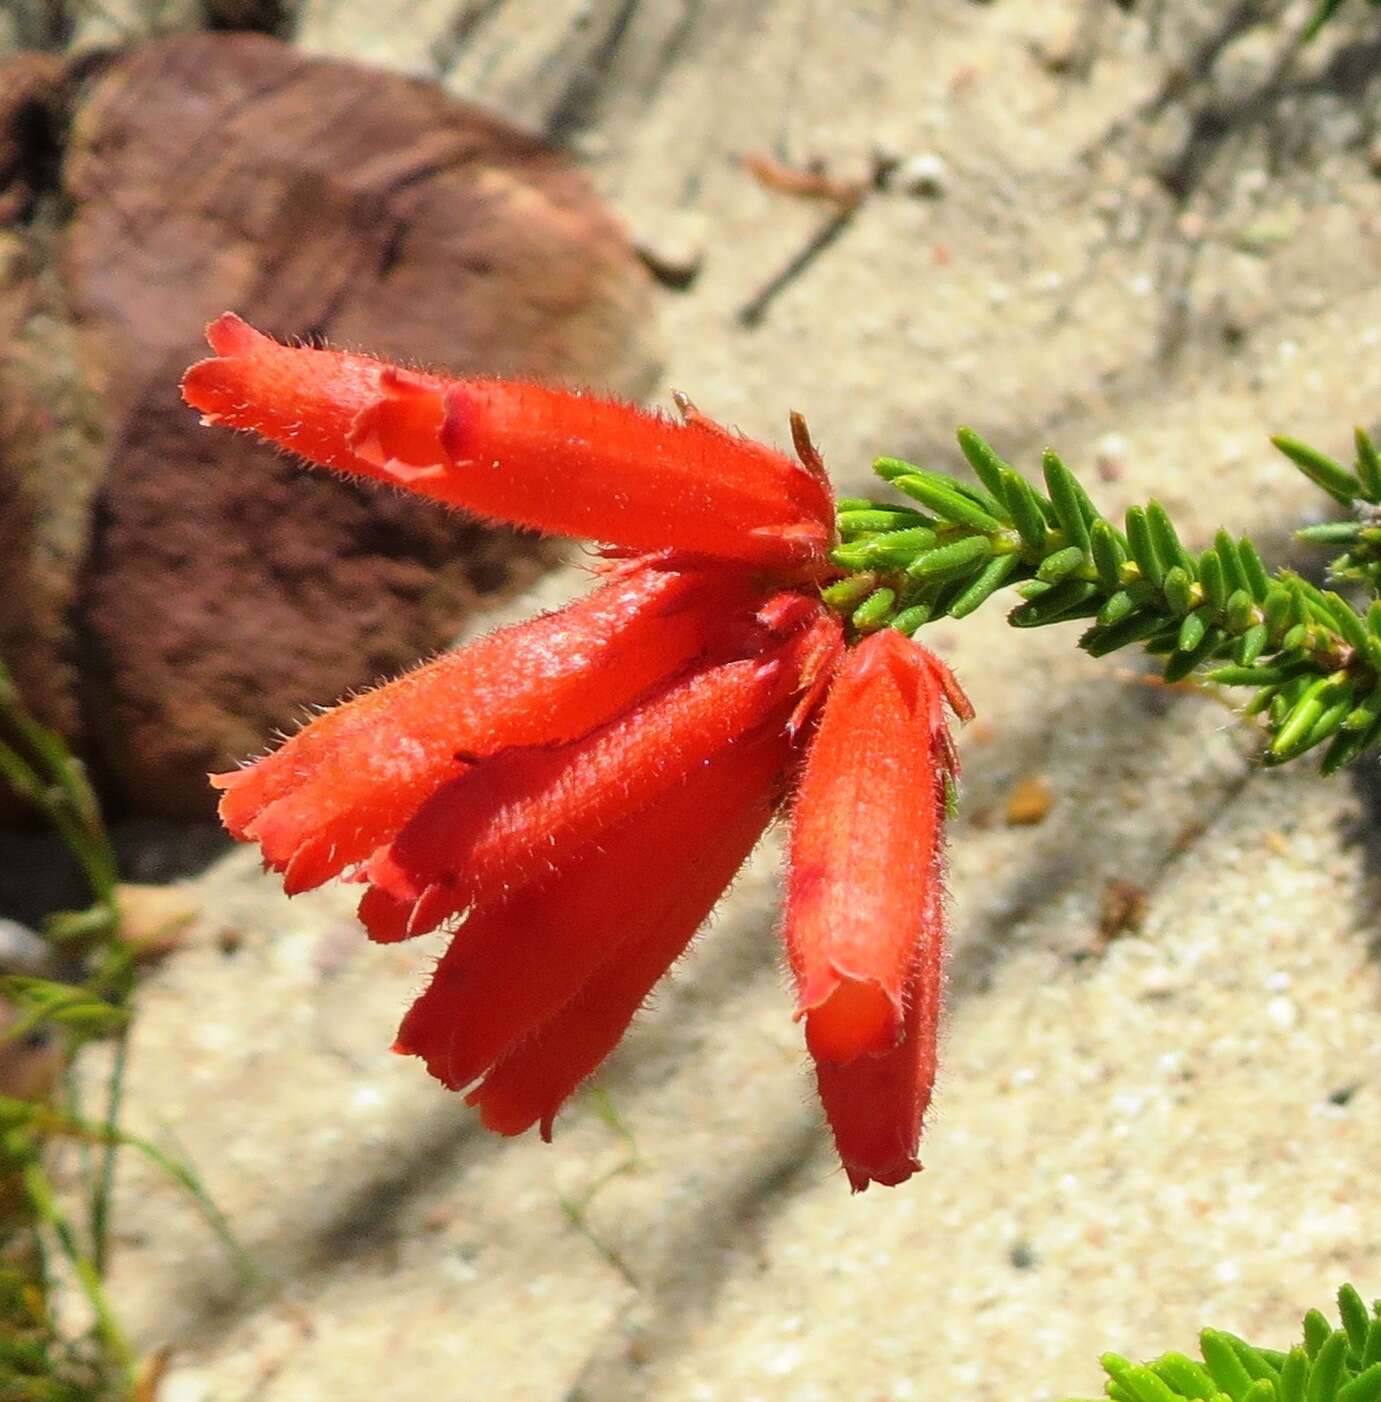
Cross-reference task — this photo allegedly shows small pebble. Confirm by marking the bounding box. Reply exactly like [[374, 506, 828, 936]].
[[896, 153, 948, 198], [1095, 432, 1128, 483], [0, 917, 53, 975], [1098, 880, 1147, 946], [636, 237, 703, 290], [1266, 996, 1298, 1030], [1005, 775, 1054, 826], [116, 881, 200, 959]]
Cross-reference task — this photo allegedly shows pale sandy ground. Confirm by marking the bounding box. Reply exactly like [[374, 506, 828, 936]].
[[16, 1, 1381, 1398]]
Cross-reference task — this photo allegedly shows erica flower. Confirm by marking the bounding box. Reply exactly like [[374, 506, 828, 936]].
[[785, 628, 970, 1190], [182, 315, 969, 1191]]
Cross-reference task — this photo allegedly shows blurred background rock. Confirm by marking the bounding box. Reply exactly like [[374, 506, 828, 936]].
[[0, 19, 655, 819]]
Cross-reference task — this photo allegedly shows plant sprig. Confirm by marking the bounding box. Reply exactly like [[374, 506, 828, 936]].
[[0, 657, 252, 1399], [824, 425, 1381, 773], [1063, 1284, 1381, 1402]]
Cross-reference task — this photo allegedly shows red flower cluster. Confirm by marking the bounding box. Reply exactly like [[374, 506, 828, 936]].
[[182, 315, 970, 1191]]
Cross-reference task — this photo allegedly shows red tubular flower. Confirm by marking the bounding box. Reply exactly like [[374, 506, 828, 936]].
[[213, 556, 759, 894], [357, 608, 832, 941], [784, 629, 971, 1190], [466, 746, 779, 1138], [185, 315, 972, 1193], [181, 315, 833, 571], [395, 715, 794, 1113]]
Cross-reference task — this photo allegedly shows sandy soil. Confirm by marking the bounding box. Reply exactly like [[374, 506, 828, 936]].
[[8, 1, 1381, 1399]]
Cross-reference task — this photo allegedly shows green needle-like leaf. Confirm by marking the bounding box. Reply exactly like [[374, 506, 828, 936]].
[[1226, 1333, 1284, 1383], [949, 553, 1020, 618], [1304, 0, 1348, 41], [1163, 566, 1196, 615], [1001, 467, 1050, 550], [1306, 1332, 1348, 1402], [891, 603, 933, 635], [956, 426, 1012, 501], [1307, 693, 1355, 750], [1151, 1352, 1221, 1400], [1200, 551, 1229, 610], [1361, 1316, 1381, 1370], [1126, 506, 1164, 586], [1148, 501, 1196, 576], [1164, 625, 1226, 682], [828, 542, 873, 571], [1082, 609, 1172, 657], [1215, 530, 1248, 596], [1037, 545, 1089, 584], [1273, 434, 1362, 503], [1178, 609, 1209, 654], [1091, 518, 1127, 590], [1324, 592, 1370, 652], [1264, 585, 1296, 639], [1201, 1330, 1256, 1399], [1340, 1287, 1372, 1356], [1118, 1364, 1191, 1402], [1224, 589, 1256, 633], [1237, 538, 1271, 602], [1344, 691, 1381, 732], [1354, 427, 1381, 501], [1236, 622, 1269, 665], [1281, 1348, 1311, 1402], [1305, 1312, 1337, 1359], [1099, 590, 1139, 627], [852, 587, 897, 631], [1322, 727, 1367, 775], [1010, 579, 1101, 627], [906, 535, 994, 580], [1339, 1363, 1381, 1402], [1271, 677, 1334, 759], [1043, 449, 1092, 553], [1209, 660, 1312, 687], [892, 474, 1005, 532], [821, 574, 878, 610], [859, 526, 942, 568], [1297, 522, 1364, 545], [837, 507, 932, 537]]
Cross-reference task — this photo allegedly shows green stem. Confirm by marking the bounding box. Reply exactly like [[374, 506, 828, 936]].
[[20, 1161, 135, 1386], [90, 1033, 128, 1278]]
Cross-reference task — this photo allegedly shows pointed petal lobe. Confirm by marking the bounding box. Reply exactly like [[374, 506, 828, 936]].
[[812, 884, 945, 1191]]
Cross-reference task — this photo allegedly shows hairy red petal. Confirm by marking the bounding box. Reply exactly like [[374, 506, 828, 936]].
[[394, 721, 791, 1092], [182, 314, 832, 571], [360, 640, 802, 937], [211, 559, 754, 892], [462, 732, 786, 1139], [812, 886, 944, 1192], [360, 612, 832, 937], [784, 629, 965, 1064]]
